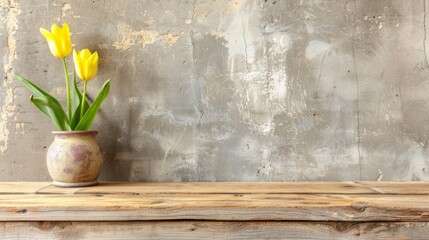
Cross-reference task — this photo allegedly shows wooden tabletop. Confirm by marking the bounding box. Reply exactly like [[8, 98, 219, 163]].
[[1, 181, 429, 222]]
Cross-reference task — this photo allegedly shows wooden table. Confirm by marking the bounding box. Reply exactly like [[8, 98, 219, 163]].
[[1, 182, 429, 239]]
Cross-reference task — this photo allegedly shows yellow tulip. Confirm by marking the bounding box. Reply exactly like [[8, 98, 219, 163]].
[[73, 49, 99, 81], [40, 23, 72, 58]]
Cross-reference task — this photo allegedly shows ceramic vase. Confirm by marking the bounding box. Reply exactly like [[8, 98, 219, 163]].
[[46, 131, 104, 187]]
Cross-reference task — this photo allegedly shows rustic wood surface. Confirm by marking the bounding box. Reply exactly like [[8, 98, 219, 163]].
[[3, 181, 429, 194], [0, 182, 429, 222], [2, 221, 429, 240]]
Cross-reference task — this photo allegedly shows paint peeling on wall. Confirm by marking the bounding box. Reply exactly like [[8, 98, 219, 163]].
[[113, 22, 180, 50], [0, 0, 21, 155], [60, 3, 71, 17]]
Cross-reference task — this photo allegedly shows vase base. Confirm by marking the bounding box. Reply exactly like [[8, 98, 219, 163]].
[[52, 181, 98, 188]]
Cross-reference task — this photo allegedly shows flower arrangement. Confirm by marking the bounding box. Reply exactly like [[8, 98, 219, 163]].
[[15, 23, 110, 131]]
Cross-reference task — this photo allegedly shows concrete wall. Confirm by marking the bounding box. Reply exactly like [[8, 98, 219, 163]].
[[1, 0, 429, 181]]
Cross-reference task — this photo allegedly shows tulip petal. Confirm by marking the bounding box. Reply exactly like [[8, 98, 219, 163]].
[[73, 49, 84, 80], [41, 28, 62, 57], [62, 23, 70, 36], [83, 55, 92, 80], [91, 51, 99, 80], [86, 51, 98, 81], [51, 24, 61, 35], [79, 49, 92, 60], [92, 51, 99, 65], [40, 28, 53, 41], [60, 23, 72, 56]]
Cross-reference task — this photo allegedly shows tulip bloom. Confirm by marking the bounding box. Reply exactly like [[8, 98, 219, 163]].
[[73, 49, 99, 81], [40, 23, 72, 58], [73, 48, 99, 118]]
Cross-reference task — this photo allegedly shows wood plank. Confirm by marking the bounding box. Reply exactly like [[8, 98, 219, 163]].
[[0, 193, 428, 221], [32, 181, 429, 195], [1, 221, 429, 239], [1, 182, 429, 222]]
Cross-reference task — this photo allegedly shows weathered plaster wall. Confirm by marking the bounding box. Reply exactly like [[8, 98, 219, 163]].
[[1, 0, 429, 181]]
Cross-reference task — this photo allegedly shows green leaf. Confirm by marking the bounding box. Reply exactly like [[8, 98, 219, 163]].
[[15, 73, 70, 131], [70, 73, 90, 129], [75, 79, 110, 131], [30, 95, 71, 131], [16, 73, 54, 99]]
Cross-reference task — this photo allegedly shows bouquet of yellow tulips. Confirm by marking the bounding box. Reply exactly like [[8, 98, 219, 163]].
[[15, 23, 110, 131]]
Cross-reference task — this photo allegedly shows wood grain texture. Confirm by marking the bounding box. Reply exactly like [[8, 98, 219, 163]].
[[1, 221, 429, 240], [0, 182, 429, 221], [3, 182, 429, 195]]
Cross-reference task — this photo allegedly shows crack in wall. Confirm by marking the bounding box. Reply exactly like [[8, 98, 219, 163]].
[[191, 0, 196, 21], [423, 0, 429, 68], [189, 31, 203, 127], [241, 6, 249, 71], [352, 0, 362, 180], [189, 31, 202, 179], [189, 31, 203, 180]]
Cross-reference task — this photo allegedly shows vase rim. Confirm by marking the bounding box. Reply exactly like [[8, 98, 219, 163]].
[[52, 130, 98, 136]]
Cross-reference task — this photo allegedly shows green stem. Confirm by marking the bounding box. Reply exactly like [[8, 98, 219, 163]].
[[81, 81, 87, 119], [62, 58, 71, 122]]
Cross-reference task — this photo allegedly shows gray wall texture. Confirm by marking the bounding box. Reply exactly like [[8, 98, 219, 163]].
[[1, 0, 429, 181]]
